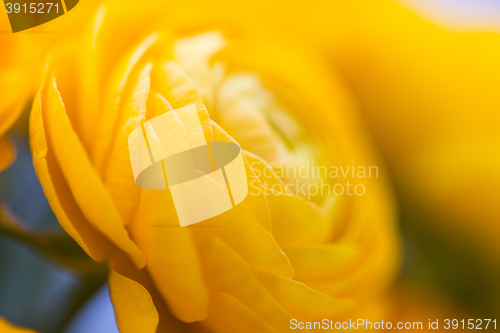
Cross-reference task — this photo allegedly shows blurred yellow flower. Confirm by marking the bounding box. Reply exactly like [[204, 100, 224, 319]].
[[314, 0, 500, 260], [0, 317, 36, 333], [29, 2, 399, 332]]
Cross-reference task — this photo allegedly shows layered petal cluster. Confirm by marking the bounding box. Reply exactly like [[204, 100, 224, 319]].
[[30, 3, 399, 332]]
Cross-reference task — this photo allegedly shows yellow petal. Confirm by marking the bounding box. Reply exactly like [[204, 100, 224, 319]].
[[266, 192, 332, 246], [309, 196, 399, 298], [194, 291, 277, 333], [103, 62, 153, 224], [0, 137, 15, 171], [0, 318, 36, 333], [109, 270, 159, 333], [41, 76, 145, 268], [250, 266, 351, 321], [212, 121, 272, 231], [215, 74, 282, 162], [152, 61, 213, 144], [75, 5, 106, 150], [129, 188, 209, 323], [146, 91, 175, 119], [282, 243, 361, 281], [108, 256, 190, 333], [305, 238, 398, 299], [30, 90, 112, 261], [92, 32, 160, 173], [208, 123, 293, 276], [206, 205, 294, 278], [173, 31, 228, 109], [78, 2, 172, 103], [45, 40, 92, 151], [243, 151, 287, 192], [81, 4, 182, 156], [200, 237, 295, 333]]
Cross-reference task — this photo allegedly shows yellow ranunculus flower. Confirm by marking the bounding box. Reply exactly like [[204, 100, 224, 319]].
[[0, 317, 36, 333], [29, 2, 399, 331]]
